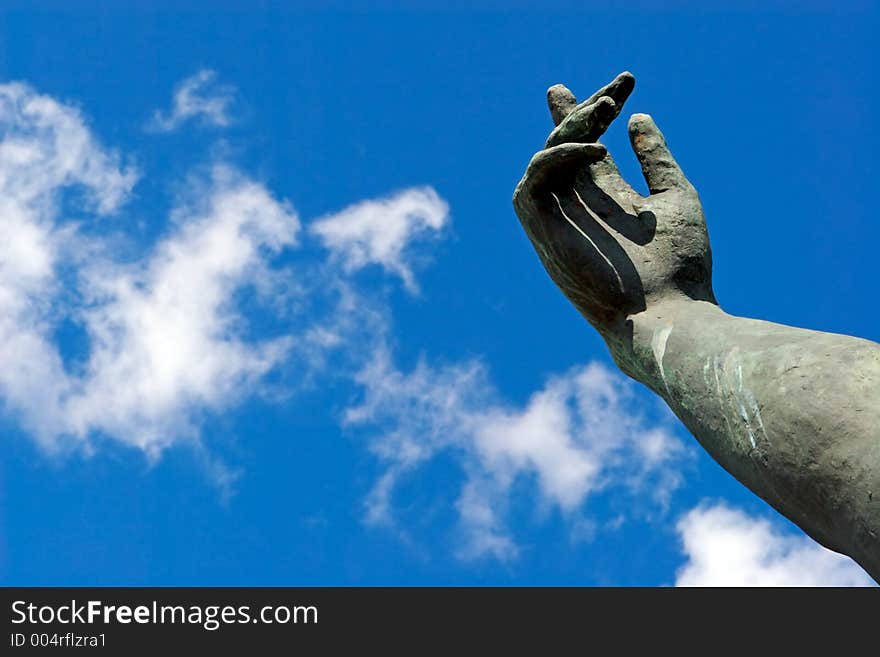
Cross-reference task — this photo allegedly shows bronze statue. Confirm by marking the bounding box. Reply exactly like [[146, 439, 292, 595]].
[[513, 72, 880, 582]]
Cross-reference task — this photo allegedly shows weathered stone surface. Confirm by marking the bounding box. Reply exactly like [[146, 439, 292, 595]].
[[513, 72, 880, 583]]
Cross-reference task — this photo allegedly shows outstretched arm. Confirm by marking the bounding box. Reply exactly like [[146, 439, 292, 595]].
[[512, 72, 880, 582]]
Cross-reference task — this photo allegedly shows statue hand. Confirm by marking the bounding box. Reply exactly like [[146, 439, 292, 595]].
[[512, 72, 716, 339]]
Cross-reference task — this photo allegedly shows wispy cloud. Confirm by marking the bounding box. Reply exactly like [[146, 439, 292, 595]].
[[67, 165, 300, 456], [310, 187, 449, 294], [0, 81, 137, 449], [344, 349, 690, 561], [675, 503, 875, 586], [1, 77, 464, 483], [0, 85, 299, 455], [0, 79, 406, 465], [149, 70, 236, 133]]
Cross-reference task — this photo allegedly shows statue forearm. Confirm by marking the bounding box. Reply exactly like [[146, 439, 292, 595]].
[[607, 295, 880, 579]]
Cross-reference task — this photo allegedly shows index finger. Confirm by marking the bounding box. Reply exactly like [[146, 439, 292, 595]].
[[544, 71, 635, 146]]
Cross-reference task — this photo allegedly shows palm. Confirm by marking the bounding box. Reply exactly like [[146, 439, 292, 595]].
[[513, 72, 715, 337]]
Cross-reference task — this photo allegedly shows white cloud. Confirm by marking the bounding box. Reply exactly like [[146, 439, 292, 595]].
[[149, 70, 236, 132], [310, 187, 449, 293], [0, 81, 137, 448], [1, 79, 458, 472], [66, 166, 300, 455], [344, 350, 689, 561], [0, 81, 304, 457], [0, 82, 137, 214], [675, 503, 874, 586], [455, 479, 519, 562]]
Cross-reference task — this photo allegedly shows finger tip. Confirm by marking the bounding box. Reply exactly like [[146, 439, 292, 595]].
[[612, 72, 635, 99], [547, 84, 578, 125], [595, 96, 618, 120], [583, 142, 607, 158], [628, 113, 653, 130], [547, 83, 575, 102]]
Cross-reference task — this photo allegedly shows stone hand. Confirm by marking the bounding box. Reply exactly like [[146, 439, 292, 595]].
[[513, 72, 716, 339]]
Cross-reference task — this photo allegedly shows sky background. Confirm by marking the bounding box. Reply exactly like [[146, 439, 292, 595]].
[[0, 2, 877, 586]]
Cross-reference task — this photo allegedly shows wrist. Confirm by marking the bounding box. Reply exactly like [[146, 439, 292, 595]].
[[603, 294, 721, 392]]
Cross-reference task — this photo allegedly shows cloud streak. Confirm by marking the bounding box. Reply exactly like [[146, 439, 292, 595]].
[[344, 350, 690, 560], [149, 70, 236, 132], [311, 187, 449, 294], [67, 166, 300, 456]]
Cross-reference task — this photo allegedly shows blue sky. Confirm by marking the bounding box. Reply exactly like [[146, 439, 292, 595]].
[[0, 2, 876, 586]]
